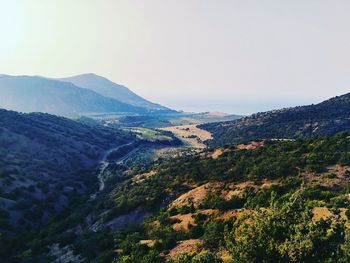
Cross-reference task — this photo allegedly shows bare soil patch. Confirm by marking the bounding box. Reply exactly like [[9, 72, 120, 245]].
[[132, 170, 156, 183], [139, 240, 155, 248], [312, 207, 348, 224], [236, 141, 265, 150], [300, 165, 350, 190], [169, 182, 223, 208], [168, 239, 202, 259], [170, 213, 196, 231], [208, 148, 230, 159], [218, 209, 253, 220], [170, 180, 278, 209]]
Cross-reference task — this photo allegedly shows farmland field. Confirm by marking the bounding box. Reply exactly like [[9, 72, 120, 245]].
[[160, 124, 212, 148]]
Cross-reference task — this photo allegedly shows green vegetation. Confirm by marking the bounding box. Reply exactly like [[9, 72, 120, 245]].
[[93, 112, 241, 129], [108, 132, 350, 262], [2, 131, 350, 262], [168, 252, 223, 263], [0, 109, 183, 237], [227, 192, 345, 262], [128, 127, 173, 142], [0, 109, 139, 233], [200, 93, 350, 147]]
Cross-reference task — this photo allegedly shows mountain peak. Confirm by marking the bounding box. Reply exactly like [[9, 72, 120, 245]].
[[0, 75, 148, 117], [0, 73, 173, 116], [71, 73, 103, 78], [60, 74, 172, 111]]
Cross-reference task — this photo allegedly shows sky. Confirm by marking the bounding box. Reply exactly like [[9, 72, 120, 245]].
[[0, 0, 350, 115]]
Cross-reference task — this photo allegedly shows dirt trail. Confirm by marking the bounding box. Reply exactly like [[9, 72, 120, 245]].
[[91, 142, 135, 198]]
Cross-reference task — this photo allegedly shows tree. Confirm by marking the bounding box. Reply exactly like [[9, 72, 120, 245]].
[[168, 252, 222, 263], [142, 249, 163, 263], [225, 191, 346, 262], [192, 252, 222, 263], [202, 220, 225, 250]]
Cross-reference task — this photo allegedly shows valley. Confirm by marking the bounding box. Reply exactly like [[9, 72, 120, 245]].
[[94, 142, 136, 195], [4, 130, 350, 262], [2, 77, 350, 263], [2, 1, 349, 262]]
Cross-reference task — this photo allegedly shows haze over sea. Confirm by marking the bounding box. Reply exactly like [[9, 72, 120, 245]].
[[166, 97, 328, 115]]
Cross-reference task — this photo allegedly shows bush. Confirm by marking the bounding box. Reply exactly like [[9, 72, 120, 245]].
[[202, 220, 225, 250], [168, 252, 222, 263], [225, 191, 345, 262]]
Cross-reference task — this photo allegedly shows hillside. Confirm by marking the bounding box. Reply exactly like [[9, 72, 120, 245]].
[[0, 109, 137, 232], [4, 132, 350, 262], [60, 73, 172, 112], [0, 75, 148, 117], [200, 93, 350, 147]]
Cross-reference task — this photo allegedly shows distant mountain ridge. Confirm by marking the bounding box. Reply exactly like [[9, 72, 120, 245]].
[[0, 74, 173, 117], [59, 73, 170, 112], [200, 92, 350, 146]]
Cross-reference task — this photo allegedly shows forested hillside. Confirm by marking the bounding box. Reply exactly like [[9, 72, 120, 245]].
[[0, 109, 137, 232], [200, 93, 350, 147], [4, 132, 350, 262]]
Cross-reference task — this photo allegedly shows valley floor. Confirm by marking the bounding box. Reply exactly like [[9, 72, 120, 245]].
[[160, 124, 212, 149]]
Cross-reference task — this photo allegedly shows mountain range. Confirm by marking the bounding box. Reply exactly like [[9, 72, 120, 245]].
[[59, 73, 168, 111], [0, 74, 173, 117]]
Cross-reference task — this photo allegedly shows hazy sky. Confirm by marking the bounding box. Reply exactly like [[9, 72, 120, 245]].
[[1, 0, 350, 114]]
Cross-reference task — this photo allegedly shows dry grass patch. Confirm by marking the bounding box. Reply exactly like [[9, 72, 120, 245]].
[[261, 179, 280, 189], [236, 141, 265, 150], [234, 181, 257, 189], [132, 170, 156, 183], [327, 164, 350, 178], [221, 180, 277, 199], [168, 239, 202, 259], [300, 165, 350, 190], [169, 182, 223, 209], [170, 210, 219, 232], [170, 180, 277, 209], [139, 240, 155, 248], [221, 189, 243, 200], [170, 213, 196, 231], [199, 209, 220, 216], [208, 148, 230, 159], [312, 207, 348, 225], [160, 125, 212, 149], [312, 207, 333, 222], [217, 209, 253, 220], [217, 249, 233, 263]]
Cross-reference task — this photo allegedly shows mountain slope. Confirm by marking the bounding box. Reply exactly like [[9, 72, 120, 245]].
[[0, 109, 136, 231], [5, 132, 350, 262], [60, 73, 172, 112], [0, 74, 147, 117], [200, 93, 350, 147]]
